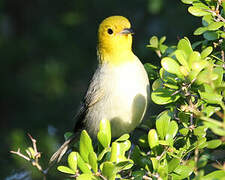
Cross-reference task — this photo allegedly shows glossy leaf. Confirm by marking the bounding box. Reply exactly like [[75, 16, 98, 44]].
[[193, 126, 207, 137], [171, 165, 193, 179], [201, 46, 213, 59], [77, 153, 92, 174], [188, 51, 201, 67], [144, 63, 159, 80], [97, 147, 110, 161], [207, 22, 224, 31], [166, 120, 178, 145], [156, 110, 171, 139], [179, 128, 189, 136], [161, 57, 183, 78], [80, 130, 94, 163], [97, 119, 111, 148], [76, 174, 99, 180], [175, 50, 189, 68], [115, 134, 129, 142], [152, 79, 163, 91], [68, 152, 77, 173], [203, 31, 219, 41], [199, 91, 223, 104], [188, 6, 210, 17], [202, 105, 221, 117], [149, 36, 159, 48], [181, 0, 194, 4], [102, 162, 116, 180], [207, 139, 222, 149], [168, 158, 180, 173], [57, 166, 75, 175], [110, 140, 130, 163], [203, 170, 225, 180], [88, 151, 98, 173], [151, 88, 180, 105], [177, 37, 193, 56], [194, 26, 207, 35], [148, 129, 159, 149]]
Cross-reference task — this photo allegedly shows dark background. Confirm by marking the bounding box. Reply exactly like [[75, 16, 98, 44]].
[[1, 0, 199, 179]]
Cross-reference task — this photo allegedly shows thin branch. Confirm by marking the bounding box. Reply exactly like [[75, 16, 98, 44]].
[[10, 148, 30, 161], [204, 9, 225, 23]]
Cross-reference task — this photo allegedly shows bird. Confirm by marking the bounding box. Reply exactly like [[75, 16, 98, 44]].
[[50, 15, 149, 163]]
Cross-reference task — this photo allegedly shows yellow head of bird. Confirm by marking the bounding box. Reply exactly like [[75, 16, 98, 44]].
[[97, 16, 135, 65]]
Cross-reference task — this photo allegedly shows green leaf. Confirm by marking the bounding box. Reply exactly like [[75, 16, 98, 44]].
[[97, 119, 111, 148], [188, 6, 210, 17], [207, 22, 224, 31], [88, 151, 98, 173], [201, 46, 213, 58], [202, 15, 213, 26], [179, 128, 189, 136], [177, 37, 193, 56], [80, 130, 94, 163], [199, 91, 223, 104], [160, 68, 178, 84], [203, 31, 219, 41], [156, 110, 171, 140], [57, 166, 75, 175], [110, 141, 130, 163], [98, 147, 110, 161], [207, 139, 222, 149], [197, 155, 208, 168], [144, 63, 159, 80], [131, 146, 152, 168], [194, 26, 208, 35], [102, 162, 116, 180], [213, 66, 223, 86], [202, 105, 221, 117], [161, 57, 183, 78], [193, 126, 207, 137], [152, 79, 163, 91], [76, 174, 99, 180], [204, 170, 225, 180], [149, 36, 159, 48], [188, 51, 201, 68], [148, 129, 159, 149], [171, 165, 193, 179], [151, 157, 159, 170], [159, 36, 166, 44], [64, 132, 73, 141], [181, 0, 194, 5], [175, 50, 189, 68], [151, 88, 180, 105], [68, 152, 77, 173], [197, 69, 218, 84], [115, 134, 130, 142], [168, 158, 180, 173], [77, 153, 92, 174], [115, 160, 133, 171], [166, 121, 178, 145]]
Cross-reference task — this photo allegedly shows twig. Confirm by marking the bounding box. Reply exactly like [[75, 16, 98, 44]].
[[10, 133, 49, 178], [204, 9, 225, 23], [10, 148, 30, 161], [155, 50, 162, 58]]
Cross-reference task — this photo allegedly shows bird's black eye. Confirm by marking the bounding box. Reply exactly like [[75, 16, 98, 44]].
[[107, 28, 113, 35]]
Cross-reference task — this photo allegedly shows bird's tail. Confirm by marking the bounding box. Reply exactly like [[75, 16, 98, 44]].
[[49, 135, 77, 164]]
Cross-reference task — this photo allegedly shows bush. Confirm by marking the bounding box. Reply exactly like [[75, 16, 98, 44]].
[[11, 0, 225, 179]]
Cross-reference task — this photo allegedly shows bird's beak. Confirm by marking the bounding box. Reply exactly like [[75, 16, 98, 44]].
[[119, 28, 134, 35]]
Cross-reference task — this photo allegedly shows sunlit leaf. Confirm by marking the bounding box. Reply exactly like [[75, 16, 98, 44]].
[[80, 130, 94, 163], [97, 119, 111, 148]]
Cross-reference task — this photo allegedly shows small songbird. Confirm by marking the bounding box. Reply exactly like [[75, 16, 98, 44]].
[[50, 15, 149, 163]]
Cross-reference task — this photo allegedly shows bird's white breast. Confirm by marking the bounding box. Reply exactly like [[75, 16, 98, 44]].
[[85, 57, 149, 137]]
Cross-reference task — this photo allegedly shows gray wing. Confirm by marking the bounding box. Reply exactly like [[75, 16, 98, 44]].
[[73, 66, 104, 132]]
